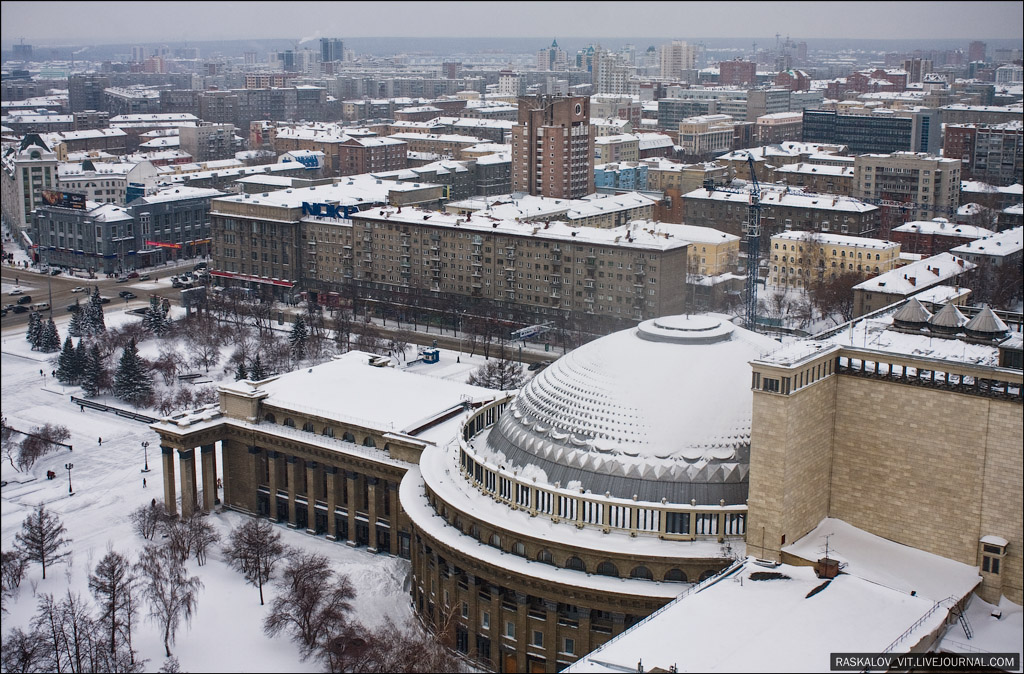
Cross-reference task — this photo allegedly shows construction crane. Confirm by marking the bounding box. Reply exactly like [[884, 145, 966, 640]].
[[745, 152, 762, 331]]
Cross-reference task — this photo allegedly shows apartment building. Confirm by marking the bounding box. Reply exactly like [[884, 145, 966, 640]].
[[853, 152, 961, 223], [767, 230, 900, 289], [511, 95, 594, 199]]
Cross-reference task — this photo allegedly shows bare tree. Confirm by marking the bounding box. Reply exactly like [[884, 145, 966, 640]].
[[31, 591, 103, 674], [186, 324, 223, 373], [186, 515, 219, 567], [331, 309, 354, 353], [467, 343, 524, 390], [15, 423, 70, 472], [0, 626, 48, 673], [323, 616, 465, 673], [222, 519, 287, 606], [808, 271, 864, 325], [135, 544, 203, 657], [89, 549, 138, 664], [129, 503, 164, 541], [387, 330, 413, 360], [263, 552, 354, 659], [14, 505, 71, 580], [1, 549, 28, 613], [352, 321, 385, 354]]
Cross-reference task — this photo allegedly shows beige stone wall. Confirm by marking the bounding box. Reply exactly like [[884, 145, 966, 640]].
[[748, 373, 837, 560], [829, 377, 1021, 603]]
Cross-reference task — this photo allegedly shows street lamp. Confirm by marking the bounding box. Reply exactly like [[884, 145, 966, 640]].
[[141, 441, 150, 473], [65, 462, 74, 494]]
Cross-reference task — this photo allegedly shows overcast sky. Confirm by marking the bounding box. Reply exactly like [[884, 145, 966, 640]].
[[3, 1, 1022, 44]]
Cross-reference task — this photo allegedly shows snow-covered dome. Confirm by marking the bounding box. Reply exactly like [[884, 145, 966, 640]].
[[482, 315, 780, 505]]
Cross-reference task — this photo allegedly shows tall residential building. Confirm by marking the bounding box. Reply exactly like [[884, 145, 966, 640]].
[[179, 122, 245, 162], [68, 74, 111, 113], [497, 71, 526, 97], [536, 38, 568, 71], [320, 37, 344, 63], [511, 95, 594, 199], [853, 152, 961, 225], [660, 40, 699, 79], [719, 59, 757, 86], [943, 122, 1023, 187], [902, 57, 933, 83], [968, 40, 987, 63], [592, 48, 636, 95]]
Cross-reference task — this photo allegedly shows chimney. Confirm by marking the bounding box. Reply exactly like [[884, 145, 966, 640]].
[[908, 276, 916, 286]]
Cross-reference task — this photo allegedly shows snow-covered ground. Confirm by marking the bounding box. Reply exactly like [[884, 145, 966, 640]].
[[0, 307, 450, 672]]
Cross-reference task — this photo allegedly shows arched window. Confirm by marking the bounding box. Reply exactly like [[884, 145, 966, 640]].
[[302, 421, 315, 433], [362, 436, 376, 448], [596, 561, 619, 578], [630, 565, 653, 580], [322, 426, 334, 437], [564, 556, 585, 572], [536, 549, 553, 565], [664, 568, 687, 583], [469, 524, 480, 540], [283, 417, 295, 428], [264, 413, 276, 424], [342, 432, 355, 443], [698, 569, 716, 582], [488, 533, 502, 550], [512, 542, 526, 557]]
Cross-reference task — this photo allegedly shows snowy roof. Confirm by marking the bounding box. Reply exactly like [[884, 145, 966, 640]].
[[939, 594, 1024, 657], [950, 226, 1023, 258], [219, 351, 497, 439], [388, 132, 487, 144], [773, 162, 854, 177], [629, 219, 738, 245], [686, 185, 878, 214], [567, 558, 950, 673], [356, 207, 695, 252], [783, 518, 980, 603], [131, 186, 224, 205], [960, 181, 1023, 195], [893, 219, 993, 238], [482, 315, 780, 503], [214, 174, 442, 211], [773, 230, 898, 250], [402, 460, 716, 600], [718, 142, 847, 161], [635, 132, 673, 150], [853, 252, 975, 295], [138, 136, 180, 149]]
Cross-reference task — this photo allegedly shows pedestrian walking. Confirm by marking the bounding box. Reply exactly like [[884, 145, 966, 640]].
[[80, 405, 84, 412], [98, 437, 102, 445], [143, 478, 147, 488], [40, 369, 43, 376]]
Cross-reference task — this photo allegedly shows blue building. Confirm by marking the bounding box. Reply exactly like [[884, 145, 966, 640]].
[[594, 162, 648, 191]]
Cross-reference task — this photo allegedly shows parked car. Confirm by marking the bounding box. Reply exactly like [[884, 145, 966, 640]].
[[139, 274, 151, 281], [70, 286, 87, 293], [1, 309, 7, 318], [127, 271, 139, 279], [16, 295, 32, 305], [50, 269, 61, 276], [194, 262, 208, 271], [12, 305, 28, 314], [528, 360, 553, 371], [116, 277, 131, 284], [9, 288, 23, 296], [99, 296, 112, 304]]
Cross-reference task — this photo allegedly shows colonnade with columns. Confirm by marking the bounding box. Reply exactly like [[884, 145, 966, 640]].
[[162, 443, 218, 519], [239, 443, 405, 557]]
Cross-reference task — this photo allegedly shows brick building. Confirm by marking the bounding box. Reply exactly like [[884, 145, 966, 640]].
[[511, 96, 594, 199]]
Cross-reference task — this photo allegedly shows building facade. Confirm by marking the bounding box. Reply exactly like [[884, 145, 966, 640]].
[[853, 152, 962, 224], [511, 96, 594, 199], [943, 122, 1023, 187], [767, 230, 900, 289]]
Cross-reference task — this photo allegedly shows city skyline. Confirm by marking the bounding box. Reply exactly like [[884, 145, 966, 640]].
[[2, 1, 1023, 45]]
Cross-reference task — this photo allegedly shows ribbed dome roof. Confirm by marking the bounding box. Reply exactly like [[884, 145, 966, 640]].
[[481, 315, 780, 504]]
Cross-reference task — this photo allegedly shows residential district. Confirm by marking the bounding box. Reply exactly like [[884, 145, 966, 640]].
[[1, 24, 1022, 674]]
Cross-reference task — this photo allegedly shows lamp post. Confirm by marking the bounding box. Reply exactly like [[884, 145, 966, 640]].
[[141, 441, 150, 473], [65, 462, 74, 494]]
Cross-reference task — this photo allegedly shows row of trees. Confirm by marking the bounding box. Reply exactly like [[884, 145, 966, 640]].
[[1, 421, 71, 473]]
